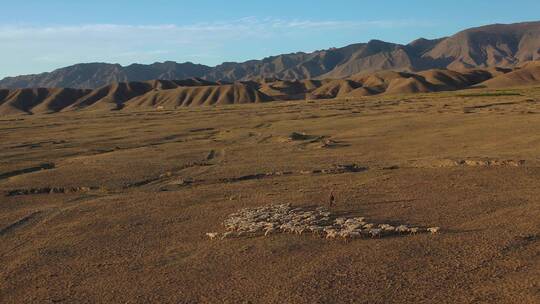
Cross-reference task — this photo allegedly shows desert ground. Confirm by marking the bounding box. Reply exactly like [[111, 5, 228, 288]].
[[1, 87, 539, 303]]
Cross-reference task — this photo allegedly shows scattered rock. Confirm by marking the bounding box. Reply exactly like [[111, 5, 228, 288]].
[[6, 186, 98, 196], [206, 150, 216, 160], [319, 138, 349, 148], [189, 128, 215, 133], [0, 163, 56, 180], [289, 132, 313, 141], [417, 158, 525, 168]]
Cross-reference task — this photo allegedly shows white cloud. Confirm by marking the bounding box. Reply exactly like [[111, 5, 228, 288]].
[[0, 18, 430, 40]]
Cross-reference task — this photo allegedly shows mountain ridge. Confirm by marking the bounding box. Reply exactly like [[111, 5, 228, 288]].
[[2, 62, 540, 115], [1, 21, 539, 89]]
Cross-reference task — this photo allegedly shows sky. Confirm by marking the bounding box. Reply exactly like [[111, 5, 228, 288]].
[[1, 0, 539, 78]]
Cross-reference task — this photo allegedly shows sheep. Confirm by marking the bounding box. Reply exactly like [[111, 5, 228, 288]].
[[280, 223, 293, 232], [294, 227, 306, 235], [335, 217, 346, 225], [309, 226, 324, 235], [264, 222, 276, 229], [396, 225, 409, 234], [380, 224, 396, 232], [339, 230, 361, 241], [225, 224, 237, 231], [325, 229, 338, 239], [337, 230, 348, 239], [369, 228, 382, 238], [217, 203, 437, 242], [345, 223, 362, 230], [320, 216, 331, 223], [427, 227, 440, 234], [360, 229, 371, 238], [206, 232, 219, 240], [248, 227, 262, 234], [264, 228, 275, 236]]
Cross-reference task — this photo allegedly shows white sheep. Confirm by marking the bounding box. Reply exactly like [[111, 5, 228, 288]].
[[218, 203, 437, 242], [280, 223, 293, 232], [338, 230, 352, 239], [264, 228, 275, 236], [325, 229, 338, 239], [309, 226, 324, 235], [345, 223, 362, 230], [363, 223, 375, 229], [427, 227, 440, 234], [396, 225, 409, 234], [409, 227, 419, 235], [206, 232, 219, 240], [369, 228, 382, 238], [295, 227, 306, 235], [380, 224, 396, 232], [347, 231, 361, 239], [335, 217, 346, 225]]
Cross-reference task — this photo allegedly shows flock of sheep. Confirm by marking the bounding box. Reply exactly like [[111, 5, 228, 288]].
[[206, 204, 439, 240]]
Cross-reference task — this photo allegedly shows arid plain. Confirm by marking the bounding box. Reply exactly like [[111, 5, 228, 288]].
[[1, 86, 539, 303]]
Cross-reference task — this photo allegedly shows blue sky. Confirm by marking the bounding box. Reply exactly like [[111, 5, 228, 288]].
[[1, 0, 539, 78]]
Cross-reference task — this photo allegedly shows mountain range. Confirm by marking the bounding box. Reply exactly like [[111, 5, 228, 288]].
[[1, 21, 539, 89], [1, 61, 539, 115]]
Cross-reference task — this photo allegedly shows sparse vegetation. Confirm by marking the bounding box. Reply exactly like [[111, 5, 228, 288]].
[[457, 91, 522, 97]]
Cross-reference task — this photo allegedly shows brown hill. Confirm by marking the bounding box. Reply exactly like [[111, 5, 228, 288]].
[[309, 80, 362, 99], [1, 21, 539, 89], [64, 82, 154, 111], [423, 22, 540, 70], [124, 83, 272, 108], [258, 80, 325, 100], [479, 61, 540, 88], [351, 70, 415, 87], [63, 78, 220, 111], [304, 67, 514, 98], [344, 69, 497, 96], [345, 87, 379, 97], [385, 77, 433, 94], [319, 40, 415, 79], [416, 69, 493, 90], [0, 88, 91, 115], [29, 88, 93, 114], [3, 63, 540, 115], [0, 80, 252, 115], [0, 62, 212, 89], [145, 78, 219, 90]]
